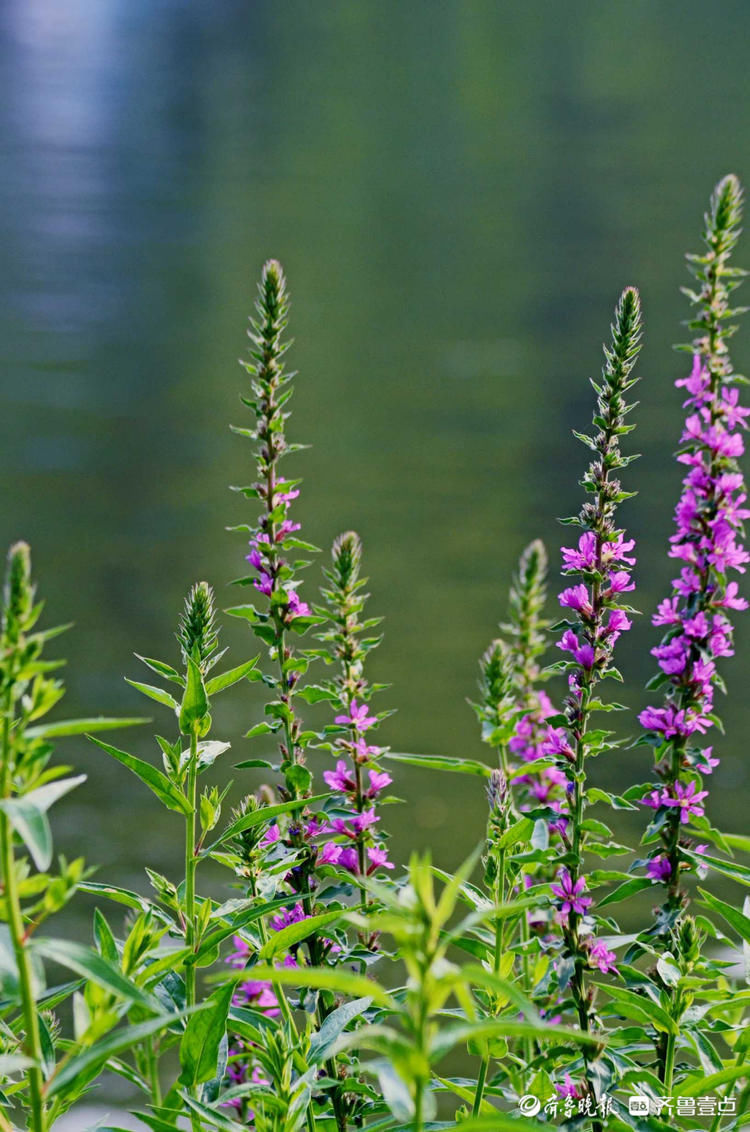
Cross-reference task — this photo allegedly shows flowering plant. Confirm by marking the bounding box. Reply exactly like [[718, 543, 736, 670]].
[[1, 176, 750, 1132]]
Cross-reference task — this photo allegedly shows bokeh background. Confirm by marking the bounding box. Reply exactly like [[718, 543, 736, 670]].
[[1, 2, 750, 1107]]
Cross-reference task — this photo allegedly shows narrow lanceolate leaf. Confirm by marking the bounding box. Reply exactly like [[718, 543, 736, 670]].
[[179, 656, 209, 733], [452, 1117, 551, 1132], [429, 1017, 607, 1059], [212, 794, 330, 847], [242, 965, 394, 1008], [78, 882, 167, 920], [698, 887, 750, 945], [601, 985, 678, 1035], [383, 752, 492, 778], [31, 938, 162, 1012], [24, 717, 149, 740], [125, 680, 180, 712], [205, 657, 260, 695], [46, 1010, 193, 1097], [0, 776, 86, 869], [88, 737, 191, 815], [260, 909, 345, 959], [309, 997, 372, 1065], [179, 980, 233, 1087], [180, 1094, 247, 1132], [680, 1063, 750, 1097]]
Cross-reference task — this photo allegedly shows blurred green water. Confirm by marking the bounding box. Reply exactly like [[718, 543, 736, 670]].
[[0, 0, 749, 942]]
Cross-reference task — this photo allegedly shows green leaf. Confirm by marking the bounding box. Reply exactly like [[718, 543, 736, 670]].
[[723, 832, 750, 854], [79, 881, 164, 918], [497, 816, 534, 850], [698, 887, 750, 945], [452, 1116, 550, 1132], [284, 763, 312, 796], [179, 980, 233, 1088], [242, 964, 393, 1008], [206, 658, 260, 696], [685, 848, 750, 888], [88, 737, 191, 815], [430, 1017, 605, 1059], [46, 1011, 192, 1097], [31, 938, 161, 1012], [25, 717, 148, 740], [179, 657, 209, 734], [214, 795, 329, 847], [0, 776, 85, 869], [680, 1062, 750, 1097], [260, 909, 344, 960], [435, 1076, 497, 1117], [93, 909, 118, 964], [602, 986, 678, 1035], [383, 752, 491, 777], [125, 680, 180, 712], [372, 1060, 414, 1123], [135, 654, 184, 685], [243, 722, 276, 740], [309, 997, 372, 1065], [193, 740, 231, 770], [588, 786, 638, 810], [598, 876, 652, 907], [180, 1094, 247, 1132]]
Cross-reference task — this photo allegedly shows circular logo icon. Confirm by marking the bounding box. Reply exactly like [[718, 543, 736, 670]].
[[519, 1095, 542, 1116]]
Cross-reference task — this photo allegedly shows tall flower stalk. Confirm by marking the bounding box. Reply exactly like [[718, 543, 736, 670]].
[[639, 176, 747, 925], [638, 174, 747, 1089], [545, 287, 642, 1109], [227, 263, 358, 1131], [231, 258, 317, 802], [319, 532, 393, 903]]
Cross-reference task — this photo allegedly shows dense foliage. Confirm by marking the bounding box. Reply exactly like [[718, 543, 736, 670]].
[[1, 176, 750, 1132]]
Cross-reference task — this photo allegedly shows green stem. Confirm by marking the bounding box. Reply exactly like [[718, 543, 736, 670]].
[[184, 727, 200, 1132], [473, 849, 506, 1115], [1, 692, 46, 1132], [148, 1038, 162, 1108], [413, 1082, 424, 1132], [662, 1031, 676, 1093], [471, 1059, 488, 1117]]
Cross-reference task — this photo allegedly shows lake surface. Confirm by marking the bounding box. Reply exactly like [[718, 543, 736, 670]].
[[1, 0, 750, 1112]]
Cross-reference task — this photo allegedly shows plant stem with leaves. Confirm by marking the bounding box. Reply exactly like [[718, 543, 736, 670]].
[[544, 288, 642, 1113], [0, 544, 46, 1132]]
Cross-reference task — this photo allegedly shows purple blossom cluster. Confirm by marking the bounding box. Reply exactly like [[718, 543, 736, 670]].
[[639, 355, 748, 888], [555, 531, 635, 675], [537, 523, 636, 848], [223, 911, 306, 1117], [507, 689, 568, 837], [245, 478, 311, 626], [320, 699, 394, 877], [550, 868, 617, 974]]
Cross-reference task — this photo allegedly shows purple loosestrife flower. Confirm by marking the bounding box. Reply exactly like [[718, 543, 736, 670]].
[[551, 868, 593, 923], [647, 855, 672, 882], [335, 699, 377, 731], [639, 176, 748, 920], [555, 1075, 582, 1100], [588, 938, 619, 975], [663, 780, 708, 824]]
